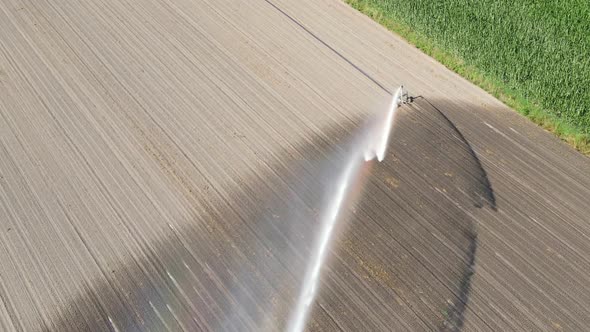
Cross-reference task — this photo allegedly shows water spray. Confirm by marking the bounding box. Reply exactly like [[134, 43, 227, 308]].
[[364, 85, 405, 162], [286, 86, 407, 332]]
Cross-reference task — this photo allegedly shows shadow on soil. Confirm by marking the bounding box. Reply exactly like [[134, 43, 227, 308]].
[[44, 99, 495, 331]]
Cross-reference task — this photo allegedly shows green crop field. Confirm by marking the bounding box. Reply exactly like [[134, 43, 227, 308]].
[[346, 0, 590, 153]]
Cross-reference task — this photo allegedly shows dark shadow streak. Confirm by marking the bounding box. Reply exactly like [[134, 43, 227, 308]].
[[440, 232, 478, 332], [414, 96, 496, 212], [410, 97, 496, 332]]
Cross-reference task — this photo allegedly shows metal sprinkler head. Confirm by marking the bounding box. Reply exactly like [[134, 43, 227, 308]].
[[400, 85, 413, 104]]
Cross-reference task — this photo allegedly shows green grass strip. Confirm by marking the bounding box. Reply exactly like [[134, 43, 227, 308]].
[[345, 0, 590, 155]]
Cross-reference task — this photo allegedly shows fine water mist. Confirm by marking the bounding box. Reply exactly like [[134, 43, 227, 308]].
[[286, 87, 405, 332]]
